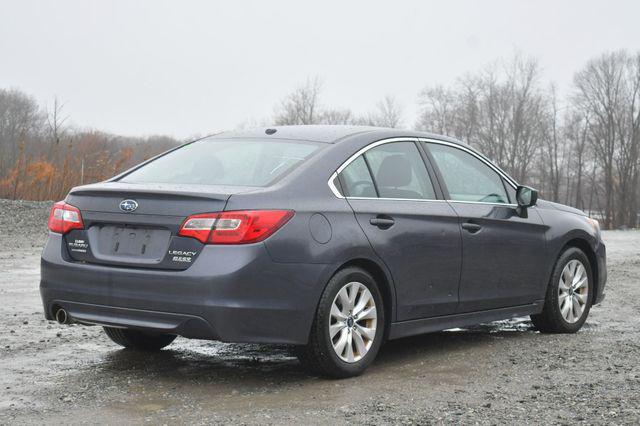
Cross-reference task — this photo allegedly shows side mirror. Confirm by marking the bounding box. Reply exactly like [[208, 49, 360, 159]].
[[516, 185, 538, 210]]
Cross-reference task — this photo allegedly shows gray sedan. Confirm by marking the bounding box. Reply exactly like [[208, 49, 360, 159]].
[[40, 125, 607, 378]]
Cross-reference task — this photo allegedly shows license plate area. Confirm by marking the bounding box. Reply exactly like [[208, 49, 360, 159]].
[[88, 225, 171, 263]]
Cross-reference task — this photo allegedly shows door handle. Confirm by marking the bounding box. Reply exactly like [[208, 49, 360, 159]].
[[370, 216, 395, 229], [461, 222, 482, 233]]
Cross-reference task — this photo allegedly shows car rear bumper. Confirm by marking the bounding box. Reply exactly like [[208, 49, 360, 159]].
[[40, 233, 333, 345]]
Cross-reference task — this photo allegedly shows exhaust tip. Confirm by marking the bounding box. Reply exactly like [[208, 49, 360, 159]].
[[55, 308, 70, 324]]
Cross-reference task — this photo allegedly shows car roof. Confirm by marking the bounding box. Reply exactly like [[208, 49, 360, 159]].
[[209, 125, 468, 146]]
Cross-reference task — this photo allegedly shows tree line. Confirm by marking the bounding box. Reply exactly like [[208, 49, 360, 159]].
[[1, 50, 638, 229], [273, 52, 640, 229], [0, 90, 178, 201], [416, 52, 640, 230]]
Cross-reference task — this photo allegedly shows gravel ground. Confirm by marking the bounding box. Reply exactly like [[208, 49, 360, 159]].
[[0, 199, 639, 425]]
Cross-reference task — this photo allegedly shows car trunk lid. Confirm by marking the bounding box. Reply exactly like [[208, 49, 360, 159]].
[[62, 182, 257, 269]]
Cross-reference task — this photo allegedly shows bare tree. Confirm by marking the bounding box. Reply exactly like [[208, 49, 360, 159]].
[[351, 95, 403, 128], [319, 108, 353, 125], [274, 80, 402, 129], [274, 77, 323, 125], [47, 96, 69, 146], [416, 85, 457, 134], [573, 50, 640, 228], [417, 54, 547, 184], [540, 86, 563, 202], [561, 108, 591, 210], [623, 52, 640, 228], [0, 89, 43, 174], [368, 95, 403, 128]]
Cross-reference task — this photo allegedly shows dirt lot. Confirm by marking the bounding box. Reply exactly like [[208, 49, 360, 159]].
[[1, 199, 639, 425]]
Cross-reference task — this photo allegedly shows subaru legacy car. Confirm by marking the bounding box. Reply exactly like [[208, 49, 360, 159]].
[[41, 125, 606, 378]]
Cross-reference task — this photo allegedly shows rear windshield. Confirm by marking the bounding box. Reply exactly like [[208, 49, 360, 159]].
[[120, 138, 322, 187]]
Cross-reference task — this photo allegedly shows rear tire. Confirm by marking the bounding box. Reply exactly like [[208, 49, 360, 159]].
[[531, 247, 593, 333], [103, 327, 176, 351], [298, 267, 385, 378]]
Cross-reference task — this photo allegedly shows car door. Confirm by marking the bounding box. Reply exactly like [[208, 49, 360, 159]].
[[423, 140, 548, 313], [335, 139, 462, 321]]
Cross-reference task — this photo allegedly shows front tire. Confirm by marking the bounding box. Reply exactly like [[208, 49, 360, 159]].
[[298, 267, 385, 378], [531, 247, 593, 333], [103, 327, 176, 351]]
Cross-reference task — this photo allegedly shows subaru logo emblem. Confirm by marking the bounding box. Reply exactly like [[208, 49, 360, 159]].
[[119, 199, 138, 212]]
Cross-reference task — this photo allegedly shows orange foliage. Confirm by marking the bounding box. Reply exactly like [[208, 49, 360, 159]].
[[0, 87, 180, 201], [0, 135, 175, 201]]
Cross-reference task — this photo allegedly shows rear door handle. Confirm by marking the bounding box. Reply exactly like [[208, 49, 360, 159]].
[[370, 216, 395, 229], [461, 222, 482, 233]]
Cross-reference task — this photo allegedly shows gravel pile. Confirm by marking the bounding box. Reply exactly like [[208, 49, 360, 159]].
[[0, 199, 51, 249]]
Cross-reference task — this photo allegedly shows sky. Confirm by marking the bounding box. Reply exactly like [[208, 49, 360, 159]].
[[1, 0, 639, 139]]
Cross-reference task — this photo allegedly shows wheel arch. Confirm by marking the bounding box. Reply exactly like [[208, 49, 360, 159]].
[[332, 257, 397, 340], [558, 237, 599, 301]]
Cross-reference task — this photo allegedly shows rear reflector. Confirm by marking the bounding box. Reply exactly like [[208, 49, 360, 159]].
[[178, 210, 294, 244], [48, 201, 84, 234]]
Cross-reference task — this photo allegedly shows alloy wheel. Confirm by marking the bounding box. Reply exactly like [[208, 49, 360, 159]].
[[558, 259, 589, 323], [329, 281, 378, 363]]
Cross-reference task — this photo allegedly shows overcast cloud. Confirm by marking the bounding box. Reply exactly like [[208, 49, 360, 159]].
[[1, 0, 638, 139]]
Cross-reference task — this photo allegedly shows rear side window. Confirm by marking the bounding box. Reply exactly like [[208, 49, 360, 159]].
[[337, 141, 436, 200], [364, 142, 435, 200], [426, 143, 509, 204], [339, 156, 377, 197], [120, 138, 321, 187]]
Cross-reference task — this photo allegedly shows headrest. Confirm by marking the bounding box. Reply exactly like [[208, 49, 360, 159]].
[[376, 155, 412, 187]]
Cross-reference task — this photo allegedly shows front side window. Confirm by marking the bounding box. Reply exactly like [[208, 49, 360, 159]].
[[503, 178, 517, 203], [120, 138, 321, 187], [337, 141, 436, 200], [426, 143, 509, 204]]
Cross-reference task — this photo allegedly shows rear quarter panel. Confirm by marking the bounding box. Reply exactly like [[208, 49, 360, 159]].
[[223, 133, 404, 319]]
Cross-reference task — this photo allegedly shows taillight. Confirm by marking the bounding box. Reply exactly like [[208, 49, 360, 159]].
[[178, 210, 294, 244], [48, 201, 84, 234]]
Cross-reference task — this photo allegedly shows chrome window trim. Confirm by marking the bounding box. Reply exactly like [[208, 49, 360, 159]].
[[346, 196, 448, 203], [327, 136, 520, 207], [335, 137, 418, 175], [345, 196, 516, 208], [327, 173, 345, 199], [448, 200, 518, 207]]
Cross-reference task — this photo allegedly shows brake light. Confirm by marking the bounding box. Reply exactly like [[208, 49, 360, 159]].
[[178, 210, 294, 244], [48, 201, 84, 234]]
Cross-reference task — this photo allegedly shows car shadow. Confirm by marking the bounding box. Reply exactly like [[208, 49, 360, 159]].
[[92, 317, 536, 385], [376, 317, 535, 367]]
